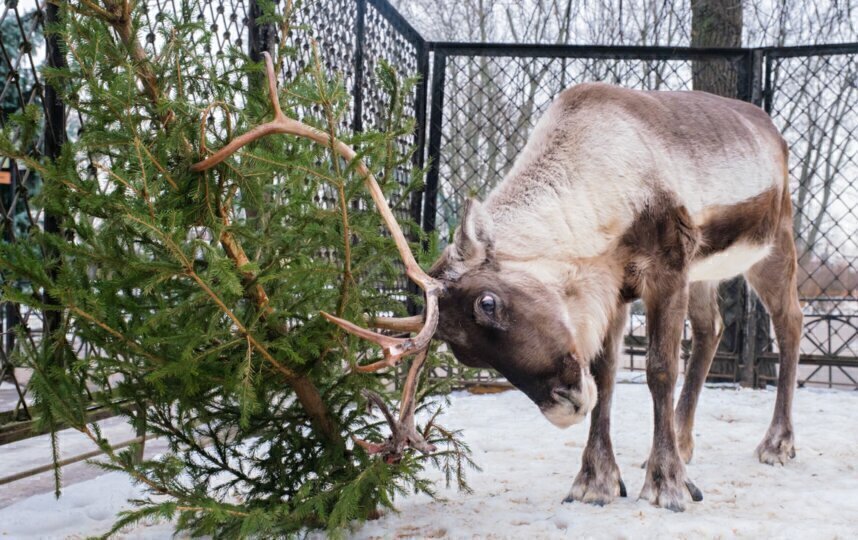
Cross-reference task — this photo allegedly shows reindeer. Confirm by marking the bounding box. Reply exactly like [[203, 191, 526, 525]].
[[193, 53, 803, 512]]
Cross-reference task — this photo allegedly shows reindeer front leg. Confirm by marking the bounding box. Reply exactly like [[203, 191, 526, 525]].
[[564, 305, 628, 505], [640, 280, 703, 511]]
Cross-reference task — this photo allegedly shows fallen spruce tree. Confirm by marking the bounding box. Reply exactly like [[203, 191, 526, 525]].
[[0, 0, 474, 536]]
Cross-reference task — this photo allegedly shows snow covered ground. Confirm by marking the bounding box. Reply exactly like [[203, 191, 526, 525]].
[[1, 379, 857, 538]]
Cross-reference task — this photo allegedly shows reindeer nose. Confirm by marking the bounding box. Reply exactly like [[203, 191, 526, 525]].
[[551, 385, 581, 413]]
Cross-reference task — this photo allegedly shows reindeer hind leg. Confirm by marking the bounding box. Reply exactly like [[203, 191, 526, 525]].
[[745, 227, 803, 465], [674, 281, 723, 464]]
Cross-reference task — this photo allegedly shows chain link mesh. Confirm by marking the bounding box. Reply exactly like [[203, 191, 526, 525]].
[[0, 0, 48, 424], [766, 50, 858, 388]]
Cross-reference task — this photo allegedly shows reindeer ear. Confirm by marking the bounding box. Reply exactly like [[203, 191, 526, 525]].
[[452, 198, 494, 265]]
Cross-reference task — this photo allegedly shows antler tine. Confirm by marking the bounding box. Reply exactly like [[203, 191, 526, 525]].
[[191, 52, 445, 368], [368, 314, 425, 333], [191, 52, 285, 172]]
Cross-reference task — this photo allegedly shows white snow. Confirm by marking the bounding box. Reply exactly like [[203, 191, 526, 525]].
[[1, 381, 858, 538]]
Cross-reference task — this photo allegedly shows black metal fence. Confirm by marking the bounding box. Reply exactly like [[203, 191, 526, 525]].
[[421, 41, 858, 390], [1, 0, 857, 446], [762, 45, 858, 388]]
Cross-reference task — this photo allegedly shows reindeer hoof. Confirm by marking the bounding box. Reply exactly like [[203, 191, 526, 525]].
[[563, 462, 625, 506], [638, 483, 689, 512], [685, 480, 703, 502], [756, 429, 796, 465], [639, 453, 702, 512]]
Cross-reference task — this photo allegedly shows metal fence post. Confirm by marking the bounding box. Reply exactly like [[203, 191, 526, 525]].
[[749, 49, 764, 106], [422, 52, 446, 235], [3, 165, 18, 357], [405, 38, 430, 317], [246, 0, 278, 224], [763, 51, 775, 114], [732, 49, 756, 387], [352, 0, 367, 133], [736, 48, 764, 104], [738, 48, 769, 387], [248, 0, 277, 62], [43, 0, 66, 350], [410, 40, 429, 225], [730, 48, 770, 387]]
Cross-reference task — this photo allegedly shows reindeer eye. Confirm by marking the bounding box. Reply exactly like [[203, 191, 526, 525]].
[[479, 294, 496, 315]]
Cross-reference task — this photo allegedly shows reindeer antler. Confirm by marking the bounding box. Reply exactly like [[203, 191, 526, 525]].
[[192, 52, 444, 459]]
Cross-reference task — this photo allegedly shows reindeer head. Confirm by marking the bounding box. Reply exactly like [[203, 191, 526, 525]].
[[425, 200, 600, 428]]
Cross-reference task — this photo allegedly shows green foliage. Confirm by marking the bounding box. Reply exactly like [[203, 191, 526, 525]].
[[0, 1, 475, 536]]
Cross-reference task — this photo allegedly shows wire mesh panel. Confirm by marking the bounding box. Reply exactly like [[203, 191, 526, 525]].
[[362, 0, 425, 298], [362, 0, 421, 173], [277, 0, 425, 299], [281, 0, 357, 130], [766, 46, 858, 388], [0, 0, 48, 427]]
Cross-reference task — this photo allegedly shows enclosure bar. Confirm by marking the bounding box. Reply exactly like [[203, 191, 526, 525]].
[[409, 40, 430, 222], [407, 38, 430, 315], [763, 42, 858, 59], [422, 52, 446, 235], [42, 0, 66, 340], [0, 434, 154, 487], [411, 39, 430, 185], [426, 41, 858, 61], [3, 165, 19, 358], [763, 53, 774, 114], [736, 49, 761, 103], [248, 0, 276, 63], [749, 49, 765, 106], [737, 46, 766, 387], [739, 283, 761, 387], [0, 401, 137, 446], [352, 0, 367, 133], [736, 50, 751, 102], [427, 41, 751, 60]]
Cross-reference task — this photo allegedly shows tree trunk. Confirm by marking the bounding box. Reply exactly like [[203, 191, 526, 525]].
[[691, 0, 742, 97]]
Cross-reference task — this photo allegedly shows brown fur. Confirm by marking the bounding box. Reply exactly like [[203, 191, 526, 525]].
[[612, 193, 703, 510], [746, 196, 803, 464], [618, 190, 700, 301], [696, 187, 783, 258], [672, 163, 802, 467], [434, 270, 584, 407]]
